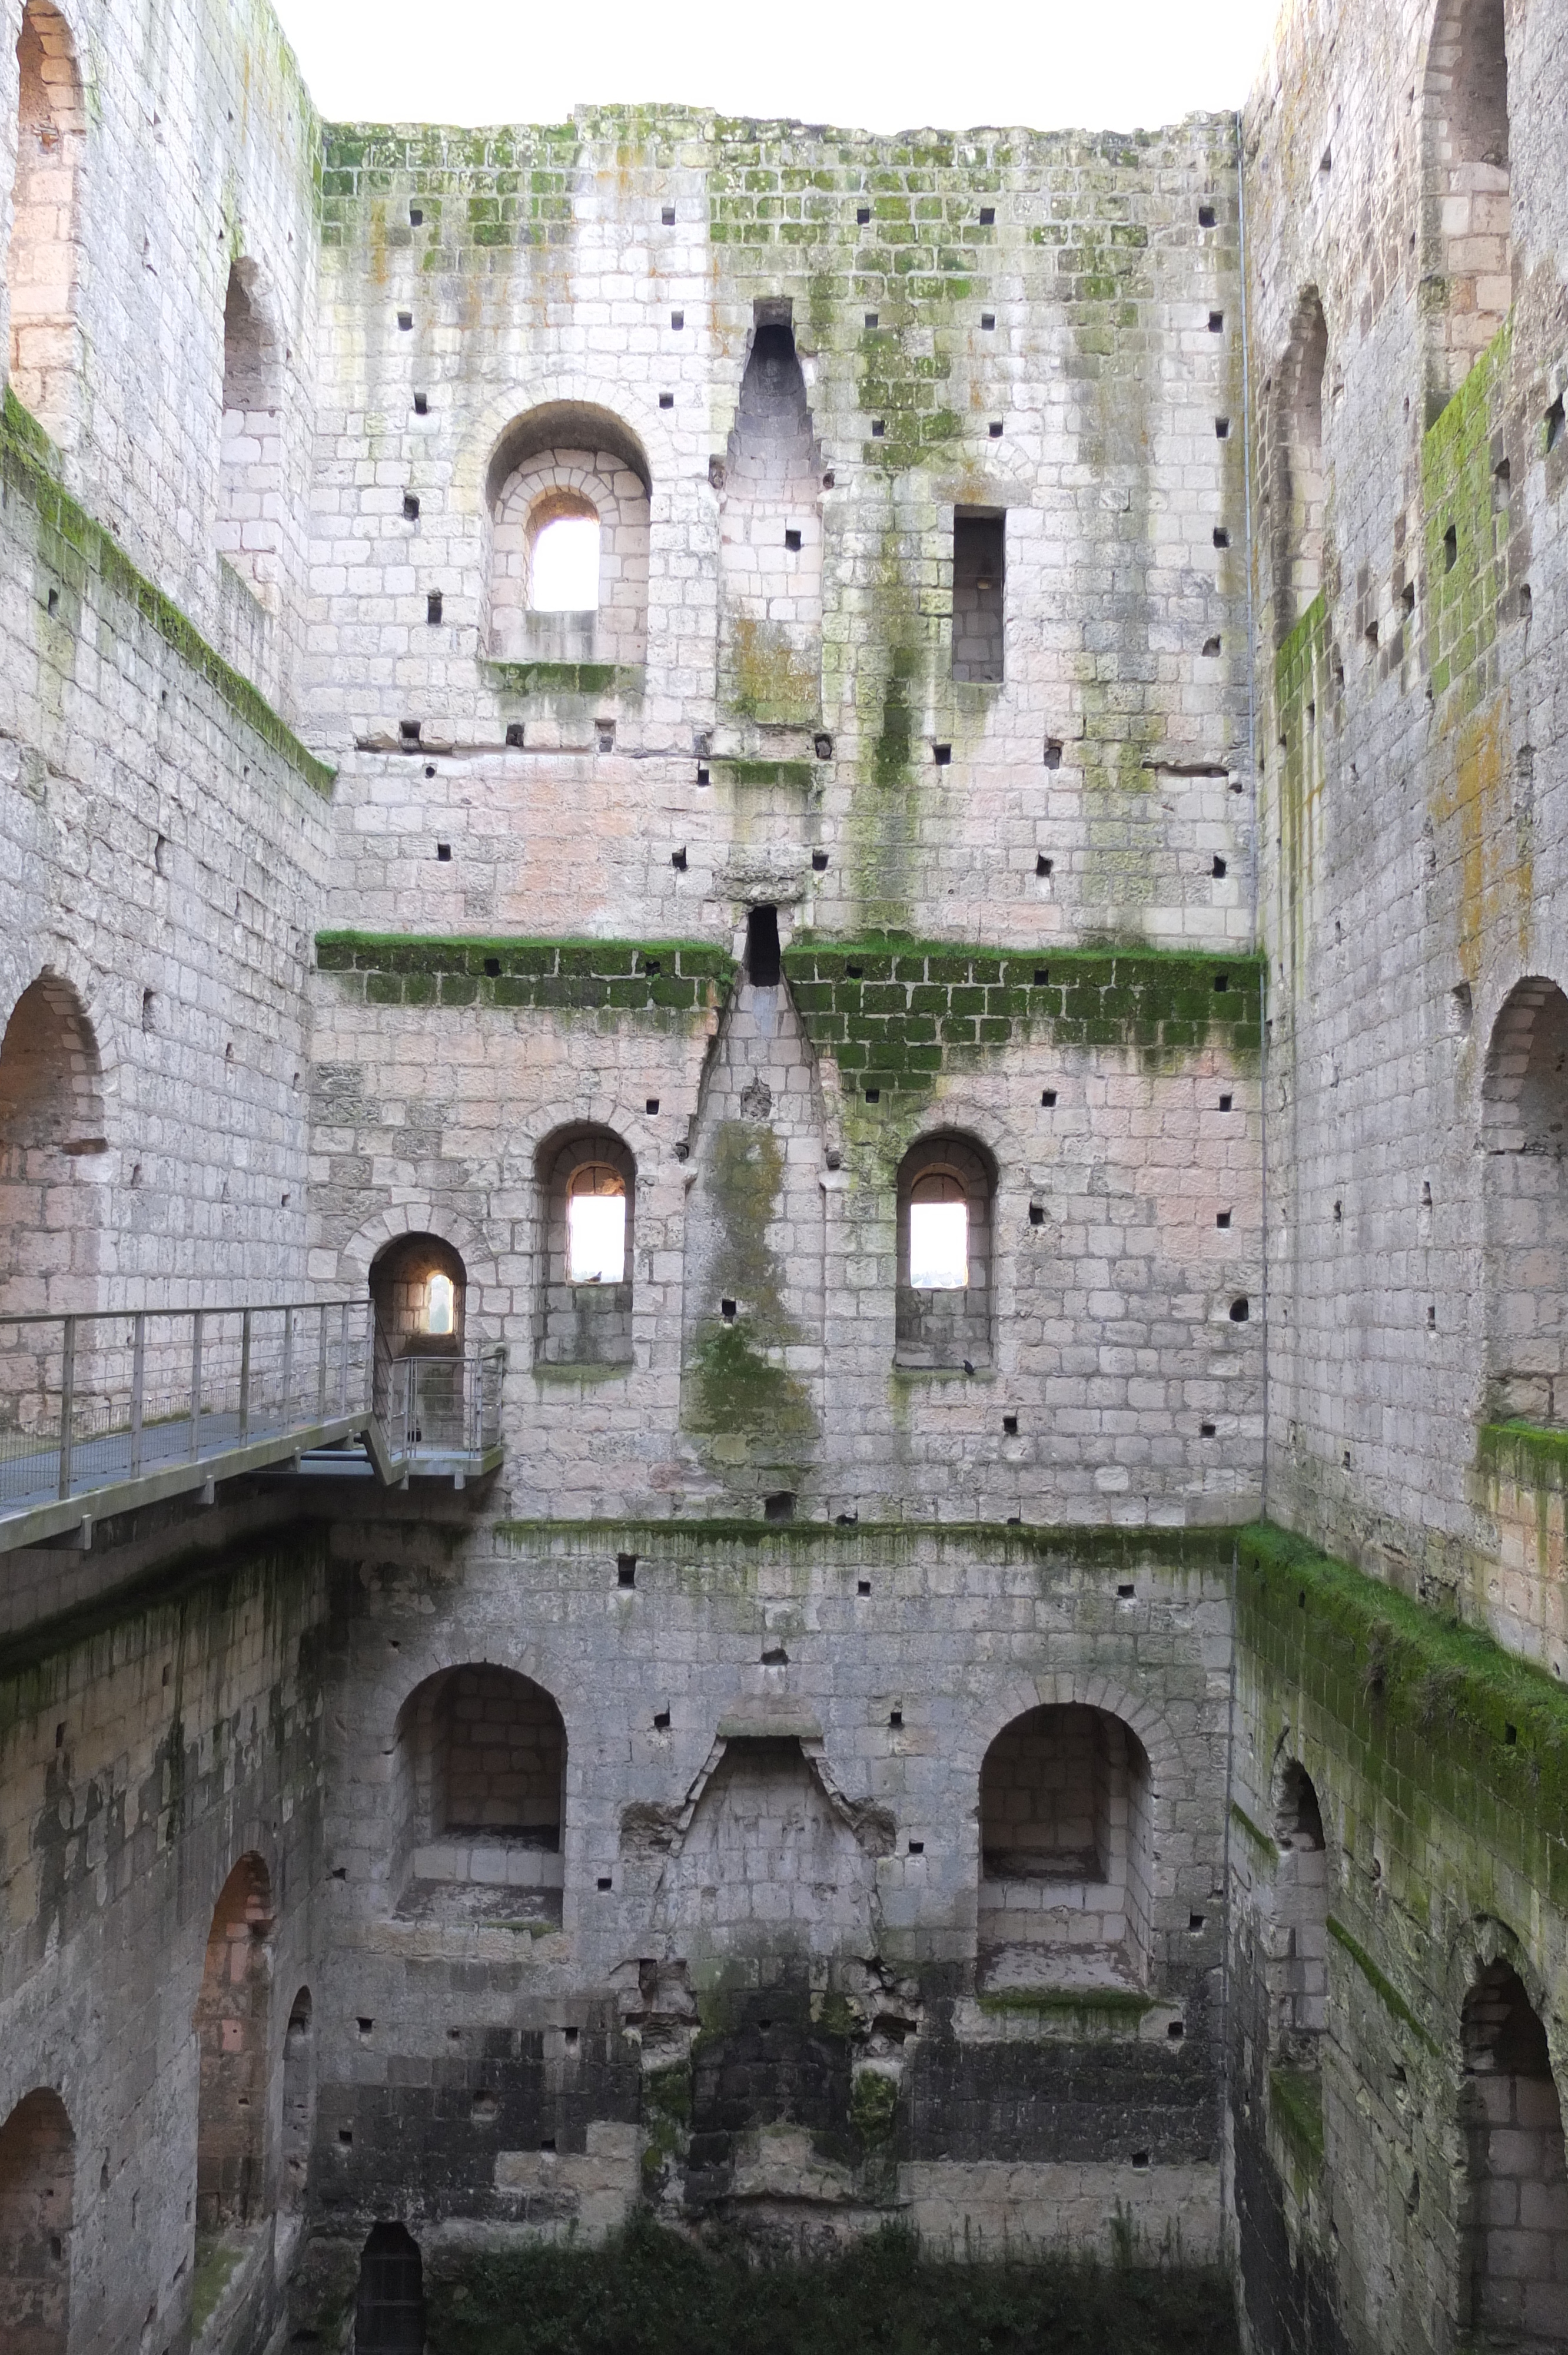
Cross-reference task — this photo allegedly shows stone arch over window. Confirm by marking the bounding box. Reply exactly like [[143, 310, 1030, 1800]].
[[281, 1986, 314, 2212], [217, 258, 284, 612], [1459, 1960, 1568, 2343], [0, 2087, 74, 2355], [978, 1703, 1152, 1986], [0, 973, 107, 1314], [390, 1665, 566, 1929], [535, 1126, 635, 1370], [895, 1131, 995, 1369], [1268, 1756, 1328, 2060], [1268, 287, 1328, 641], [1481, 979, 1568, 1424], [194, 1854, 273, 2233], [1423, 0, 1513, 414], [487, 403, 649, 666], [718, 303, 823, 725], [5, 1, 85, 442], [355, 2222, 426, 2355]]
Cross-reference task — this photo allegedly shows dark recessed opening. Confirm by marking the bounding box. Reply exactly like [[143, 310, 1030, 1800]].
[[697, 764, 710, 784], [483, 957, 500, 978], [1217, 1209, 1231, 1228], [409, 207, 423, 225], [1041, 1089, 1057, 1107], [979, 206, 995, 225], [865, 311, 878, 328], [1203, 636, 1222, 655], [426, 590, 442, 623], [857, 206, 871, 224], [436, 842, 451, 861], [908, 1840, 924, 1855], [399, 719, 421, 743], [812, 849, 829, 870], [1167, 2020, 1185, 2040], [871, 419, 885, 437], [933, 743, 952, 765], [1198, 204, 1216, 227], [564, 2026, 580, 2044], [671, 846, 687, 871], [764, 1492, 796, 1523], [397, 310, 412, 330], [1219, 1093, 1233, 1110], [505, 722, 525, 747], [1190, 1911, 1206, 1929], [1214, 972, 1229, 991], [1201, 1422, 1216, 1437], [645, 1097, 660, 1114], [785, 526, 802, 550], [858, 1579, 872, 1596], [357, 2018, 373, 2036], [889, 1710, 903, 1729], [1208, 311, 1224, 332], [413, 392, 428, 415], [1034, 967, 1051, 984], [654, 1710, 670, 1730], [659, 391, 674, 409], [864, 1087, 880, 1102], [617, 1554, 637, 1588], [403, 492, 420, 520], [1213, 855, 1227, 877], [1230, 1296, 1250, 1322], [1547, 397, 1565, 453], [1044, 738, 1063, 768], [46, 586, 58, 615], [988, 419, 1003, 437], [981, 312, 995, 329], [1215, 417, 1230, 439], [597, 1876, 613, 1890], [747, 904, 782, 986], [1132, 2151, 1150, 2170], [1029, 1203, 1045, 1226], [661, 205, 675, 224], [1118, 1584, 1135, 1599], [1002, 1414, 1019, 1435], [671, 309, 684, 329], [814, 732, 833, 758]]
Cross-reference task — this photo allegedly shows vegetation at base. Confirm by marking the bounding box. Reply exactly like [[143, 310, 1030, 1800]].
[[1267, 2066, 1325, 2171], [427, 2217, 1238, 2355]]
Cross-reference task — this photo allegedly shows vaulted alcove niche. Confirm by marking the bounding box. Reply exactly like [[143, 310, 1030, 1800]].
[[0, 974, 106, 1316], [978, 1704, 1152, 1987], [217, 258, 285, 611], [719, 303, 823, 724], [193, 1855, 273, 2234], [390, 1666, 566, 1928], [487, 403, 649, 666], [0, 2089, 73, 2355], [1481, 980, 1568, 1424], [1460, 1962, 1568, 2344], [1268, 1759, 1328, 2062], [1423, 0, 1513, 416], [355, 2223, 426, 2354], [5, 1, 85, 442], [534, 1126, 635, 1370]]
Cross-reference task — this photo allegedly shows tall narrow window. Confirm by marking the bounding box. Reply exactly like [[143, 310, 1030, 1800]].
[[537, 1129, 636, 1368], [566, 1165, 627, 1284], [425, 1271, 455, 1335], [746, 904, 782, 988], [194, 1856, 272, 2234], [355, 2224, 426, 2355], [529, 502, 600, 611], [1270, 1760, 1328, 2059], [952, 509, 1005, 682], [895, 1133, 995, 1368], [0, 973, 107, 1316], [1482, 980, 1568, 1427], [1424, 0, 1513, 410], [217, 260, 285, 611], [5, 3, 85, 442]]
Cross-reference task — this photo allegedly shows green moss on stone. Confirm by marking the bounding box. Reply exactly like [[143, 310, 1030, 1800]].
[[1, 391, 334, 795], [1326, 1918, 1439, 2055], [1267, 2065, 1325, 2170], [314, 931, 735, 1016]]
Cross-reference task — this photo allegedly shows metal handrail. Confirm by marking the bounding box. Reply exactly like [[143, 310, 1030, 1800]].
[[388, 1345, 506, 1458], [0, 1300, 373, 1516]]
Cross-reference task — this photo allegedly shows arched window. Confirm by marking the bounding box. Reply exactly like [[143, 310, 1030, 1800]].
[[0, 2088, 73, 2355], [895, 1133, 994, 1369], [487, 404, 649, 667], [370, 1235, 466, 1355], [217, 259, 284, 612], [1482, 980, 1568, 1424], [281, 1988, 314, 2211], [391, 1666, 566, 1929], [355, 2223, 426, 2355], [1460, 1962, 1568, 2342], [1424, 0, 1513, 410], [719, 305, 823, 725], [1270, 288, 1328, 639], [5, 2, 85, 441], [536, 1129, 634, 1369], [194, 1855, 272, 2233], [978, 1704, 1152, 1985], [0, 973, 106, 1314], [1269, 1759, 1328, 2058]]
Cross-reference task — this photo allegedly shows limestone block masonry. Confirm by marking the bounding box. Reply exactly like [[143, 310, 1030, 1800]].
[[1, 0, 1567, 2348]]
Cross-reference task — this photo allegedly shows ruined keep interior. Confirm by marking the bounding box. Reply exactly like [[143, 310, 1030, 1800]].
[[1, 0, 1567, 2347]]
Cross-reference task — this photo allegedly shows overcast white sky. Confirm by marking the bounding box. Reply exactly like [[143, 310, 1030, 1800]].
[[268, 0, 1283, 136]]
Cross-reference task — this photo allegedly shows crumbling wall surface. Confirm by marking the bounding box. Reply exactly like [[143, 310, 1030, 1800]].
[[0, 1533, 327, 2355], [0, 0, 321, 704], [1228, 1523, 1568, 2355], [307, 113, 1250, 951], [1244, 0, 1568, 1646], [289, 1518, 1229, 2298]]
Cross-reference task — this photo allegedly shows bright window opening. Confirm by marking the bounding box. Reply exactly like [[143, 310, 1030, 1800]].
[[531, 514, 600, 611], [426, 1272, 455, 1335], [909, 1172, 968, 1289], [567, 1164, 627, 1283]]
